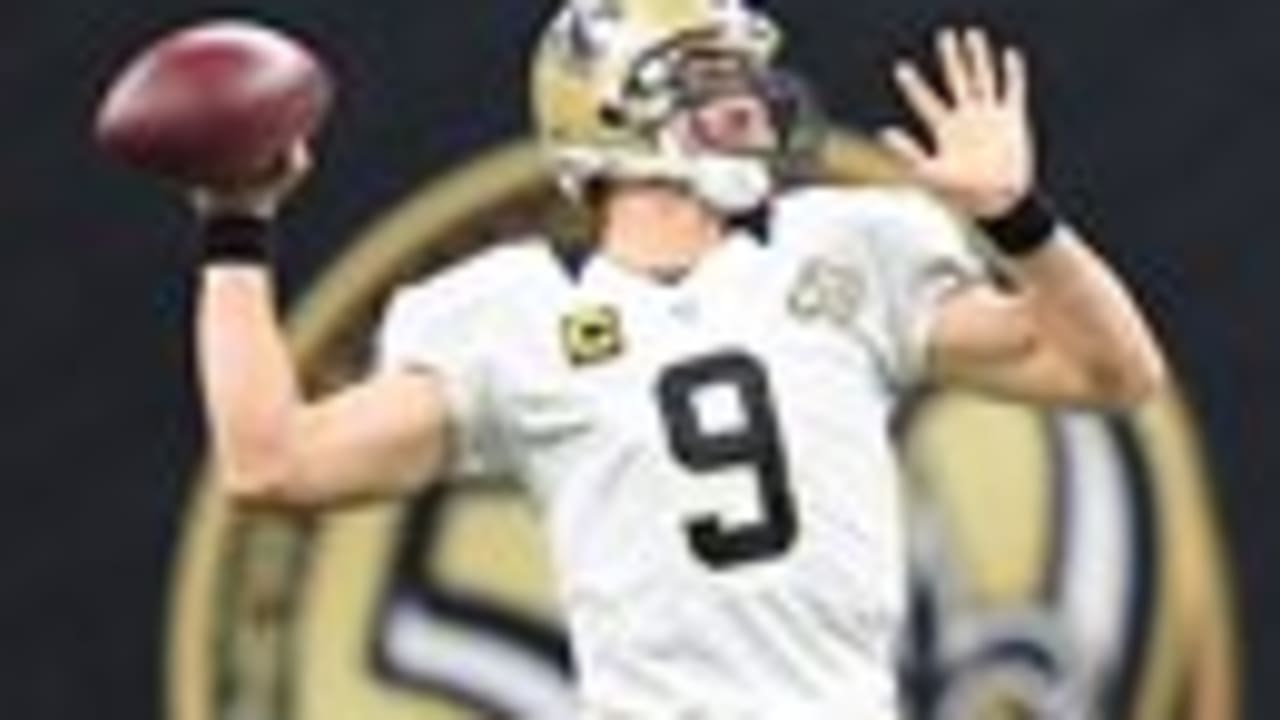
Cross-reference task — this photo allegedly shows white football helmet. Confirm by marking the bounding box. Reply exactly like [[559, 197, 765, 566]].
[[531, 0, 805, 214]]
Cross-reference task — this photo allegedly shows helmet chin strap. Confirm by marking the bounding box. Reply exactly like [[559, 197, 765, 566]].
[[654, 126, 774, 214], [685, 153, 773, 214]]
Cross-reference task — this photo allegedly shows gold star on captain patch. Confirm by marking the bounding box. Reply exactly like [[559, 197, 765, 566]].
[[561, 304, 625, 367]]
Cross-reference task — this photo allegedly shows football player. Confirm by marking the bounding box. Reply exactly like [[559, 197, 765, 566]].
[[191, 1, 1167, 717]]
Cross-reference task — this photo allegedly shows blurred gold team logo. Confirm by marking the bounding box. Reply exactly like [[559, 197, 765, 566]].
[[169, 135, 1240, 720]]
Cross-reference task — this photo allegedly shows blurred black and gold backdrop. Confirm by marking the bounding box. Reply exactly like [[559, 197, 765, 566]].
[[0, 1, 1274, 718]]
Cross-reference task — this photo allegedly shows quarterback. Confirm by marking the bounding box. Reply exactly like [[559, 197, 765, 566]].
[[191, 1, 1167, 717]]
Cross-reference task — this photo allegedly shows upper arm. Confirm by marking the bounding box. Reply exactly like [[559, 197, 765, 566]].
[[926, 283, 1115, 407], [287, 368, 454, 506], [830, 186, 989, 387], [268, 250, 526, 508]]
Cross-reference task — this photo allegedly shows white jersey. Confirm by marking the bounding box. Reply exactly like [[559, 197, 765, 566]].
[[376, 186, 983, 719]]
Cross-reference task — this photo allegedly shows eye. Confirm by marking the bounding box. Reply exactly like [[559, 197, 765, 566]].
[[677, 53, 757, 99]]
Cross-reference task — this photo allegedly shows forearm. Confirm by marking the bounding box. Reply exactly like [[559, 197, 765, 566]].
[[884, 26, 1168, 406], [188, 147, 447, 507], [1007, 226, 1168, 401], [197, 264, 306, 501]]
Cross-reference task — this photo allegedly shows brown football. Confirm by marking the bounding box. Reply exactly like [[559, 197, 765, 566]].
[[95, 19, 333, 185]]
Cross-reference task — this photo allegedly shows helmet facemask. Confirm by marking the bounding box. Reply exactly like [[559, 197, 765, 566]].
[[604, 40, 825, 213]]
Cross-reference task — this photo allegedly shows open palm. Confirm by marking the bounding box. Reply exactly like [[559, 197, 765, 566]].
[[880, 28, 1035, 219]]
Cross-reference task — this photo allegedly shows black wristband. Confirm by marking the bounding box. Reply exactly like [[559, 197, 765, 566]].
[[199, 215, 273, 266], [977, 193, 1061, 257]]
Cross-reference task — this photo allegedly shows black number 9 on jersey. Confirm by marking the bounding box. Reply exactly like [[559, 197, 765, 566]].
[[657, 351, 799, 570]]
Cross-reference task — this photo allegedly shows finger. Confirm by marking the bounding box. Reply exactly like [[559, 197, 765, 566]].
[[962, 27, 998, 102], [285, 142, 314, 180], [893, 60, 949, 126], [937, 27, 974, 103], [288, 141, 311, 168], [1001, 46, 1028, 109], [245, 144, 309, 190], [878, 126, 931, 169]]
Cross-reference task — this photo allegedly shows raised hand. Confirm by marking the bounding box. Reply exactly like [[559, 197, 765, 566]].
[[880, 27, 1035, 219]]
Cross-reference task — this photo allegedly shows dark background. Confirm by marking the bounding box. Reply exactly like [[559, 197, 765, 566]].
[[0, 0, 1273, 717]]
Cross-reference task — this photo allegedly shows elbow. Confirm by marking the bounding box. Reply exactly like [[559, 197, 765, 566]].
[[222, 465, 298, 509], [214, 438, 310, 509], [1118, 345, 1171, 406], [1090, 352, 1170, 410]]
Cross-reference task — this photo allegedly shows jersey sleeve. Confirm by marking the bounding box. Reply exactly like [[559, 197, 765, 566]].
[[864, 188, 988, 387], [374, 252, 517, 481]]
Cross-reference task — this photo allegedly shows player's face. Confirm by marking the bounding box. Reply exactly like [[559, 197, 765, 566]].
[[668, 50, 780, 157]]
